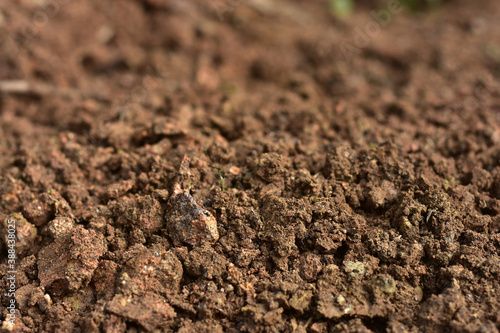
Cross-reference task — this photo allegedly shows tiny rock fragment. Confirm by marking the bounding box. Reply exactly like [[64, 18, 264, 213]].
[[110, 195, 163, 235], [105, 293, 176, 331], [165, 192, 219, 247], [97, 25, 115, 44]]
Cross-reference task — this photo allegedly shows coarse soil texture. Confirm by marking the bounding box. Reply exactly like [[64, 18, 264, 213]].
[[1, 0, 500, 332]]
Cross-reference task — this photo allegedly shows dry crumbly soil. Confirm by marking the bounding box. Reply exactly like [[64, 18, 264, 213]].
[[0, 0, 500, 332]]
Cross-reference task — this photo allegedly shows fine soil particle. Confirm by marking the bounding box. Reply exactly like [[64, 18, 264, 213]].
[[1, 0, 500, 332]]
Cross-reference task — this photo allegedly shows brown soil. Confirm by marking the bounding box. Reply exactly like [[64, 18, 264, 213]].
[[1, 0, 500, 332]]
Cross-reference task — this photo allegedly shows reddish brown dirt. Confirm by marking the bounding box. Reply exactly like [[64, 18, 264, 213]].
[[1, 0, 500, 332]]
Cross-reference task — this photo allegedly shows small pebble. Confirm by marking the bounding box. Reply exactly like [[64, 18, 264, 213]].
[[165, 192, 219, 247]]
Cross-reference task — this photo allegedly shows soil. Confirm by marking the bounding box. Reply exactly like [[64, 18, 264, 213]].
[[1, 0, 500, 332]]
